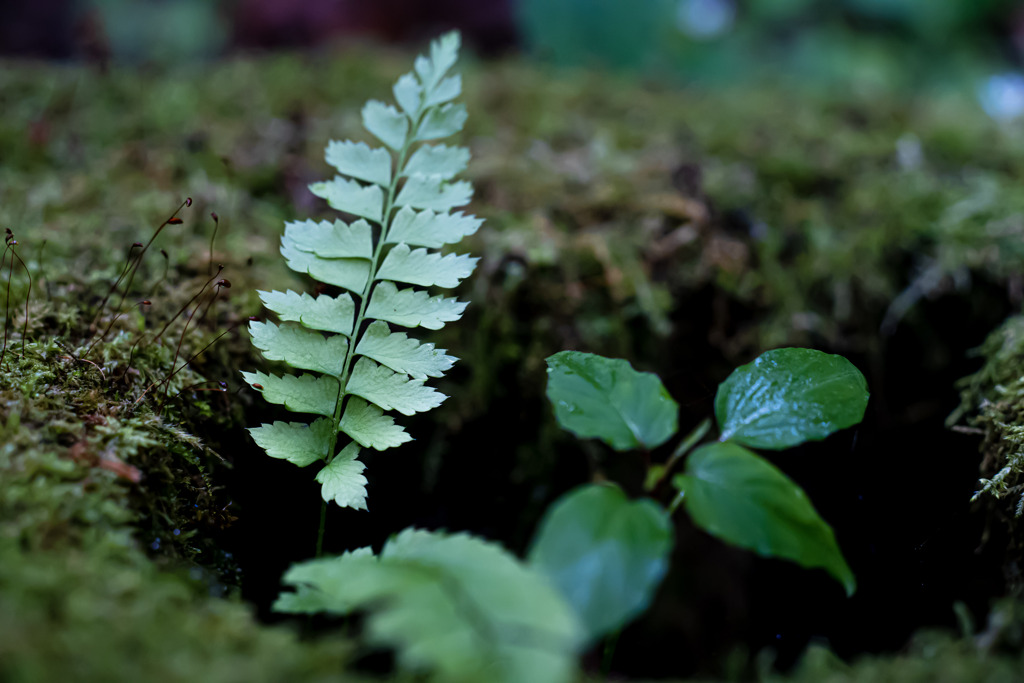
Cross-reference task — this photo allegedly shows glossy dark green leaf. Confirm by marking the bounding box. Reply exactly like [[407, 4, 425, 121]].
[[715, 348, 868, 450], [674, 442, 855, 595], [528, 483, 673, 642], [545, 351, 678, 451]]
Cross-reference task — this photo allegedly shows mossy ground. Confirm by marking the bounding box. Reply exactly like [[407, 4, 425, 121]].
[[2, 43, 1024, 680], [0, 245, 362, 680], [951, 315, 1024, 591]]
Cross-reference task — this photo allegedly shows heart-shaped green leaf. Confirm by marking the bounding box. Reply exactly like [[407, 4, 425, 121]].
[[674, 442, 855, 595], [528, 483, 673, 642], [546, 351, 678, 451], [715, 347, 868, 450]]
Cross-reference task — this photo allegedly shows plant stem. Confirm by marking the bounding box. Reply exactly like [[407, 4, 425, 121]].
[[667, 490, 685, 515], [316, 499, 327, 558], [601, 629, 621, 678], [647, 417, 711, 493], [314, 107, 425, 555]]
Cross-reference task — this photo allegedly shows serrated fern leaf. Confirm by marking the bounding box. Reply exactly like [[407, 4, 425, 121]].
[[366, 281, 467, 330], [309, 176, 384, 222], [425, 75, 462, 108], [415, 103, 468, 141], [284, 218, 374, 259], [249, 321, 347, 376], [355, 321, 456, 379], [340, 397, 413, 451], [258, 290, 355, 336], [280, 237, 370, 293], [416, 32, 459, 92], [248, 419, 333, 467], [393, 73, 423, 118], [346, 358, 446, 416], [386, 207, 482, 248], [325, 141, 391, 187], [315, 442, 368, 510], [403, 144, 469, 180], [395, 176, 473, 212], [363, 101, 409, 151], [242, 371, 338, 417], [246, 30, 480, 514], [376, 244, 477, 289], [275, 529, 582, 683]]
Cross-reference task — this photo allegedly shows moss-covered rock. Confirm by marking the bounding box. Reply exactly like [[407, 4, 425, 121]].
[[0, 251, 355, 680], [3, 41, 1024, 679], [951, 315, 1024, 589]]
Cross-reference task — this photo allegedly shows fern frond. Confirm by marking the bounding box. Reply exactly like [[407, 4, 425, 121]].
[[275, 529, 582, 683], [245, 31, 480, 512]]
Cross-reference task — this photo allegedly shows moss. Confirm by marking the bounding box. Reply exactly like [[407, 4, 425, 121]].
[[3, 43, 1024, 678], [0, 237, 360, 679], [950, 315, 1024, 587], [0, 541, 352, 683], [3, 53, 1023, 364], [773, 598, 1024, 683]]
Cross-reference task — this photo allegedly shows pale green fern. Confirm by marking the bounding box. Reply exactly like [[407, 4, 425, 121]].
[[275, 528, 582, 683], [243, 31, 480, 515]]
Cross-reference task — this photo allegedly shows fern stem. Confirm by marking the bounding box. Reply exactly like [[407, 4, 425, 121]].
[[315, 110, 424, 554], [316, 499, 327, 557]]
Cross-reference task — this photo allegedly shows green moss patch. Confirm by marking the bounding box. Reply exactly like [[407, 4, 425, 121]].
[[3, 43, 1024, 679]]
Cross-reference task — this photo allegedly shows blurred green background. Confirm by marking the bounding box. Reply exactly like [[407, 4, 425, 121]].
[[4, 1, 1024, 681]]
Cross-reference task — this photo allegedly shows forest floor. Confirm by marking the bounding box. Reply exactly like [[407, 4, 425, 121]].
[[2, 43, 1024, 681]]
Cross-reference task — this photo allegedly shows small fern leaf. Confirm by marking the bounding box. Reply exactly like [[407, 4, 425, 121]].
[[325, 140, 391, 187], [395, 176, 473, 212], [340, 397, 414, 451], [273, 585, 343, 614], [402, 144, 469, 180], [362, 100, 409, 151], [315, 442, 368, 510], [415, 103, 468, 142], [242, 371, 339, 417], [284, 218, 374, 259], [385, 208, 482, 249], [249, 321, 348, 376], [376, 244, 478, 289], [309, 176, 384, 223], [415, 31, 460, 93], [275, 528, 582, 683], [425, 74, 461, 108], [258, 290, 355, 336], [393, 73, 422, 117], [274, 548, 375, 614], [355, 321, 455, 379], [366, 281, 467, 330], [281, 236, 370, 294], [346, 358, 446, 416], [248, 419, 333, 467]]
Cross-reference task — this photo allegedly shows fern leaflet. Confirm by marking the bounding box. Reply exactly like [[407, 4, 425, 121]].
[[275, 529, 582, 683]]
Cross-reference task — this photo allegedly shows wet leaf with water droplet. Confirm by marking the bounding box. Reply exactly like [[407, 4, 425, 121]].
[[545, 351, 678, 451], [715, 348, 868, 450]]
